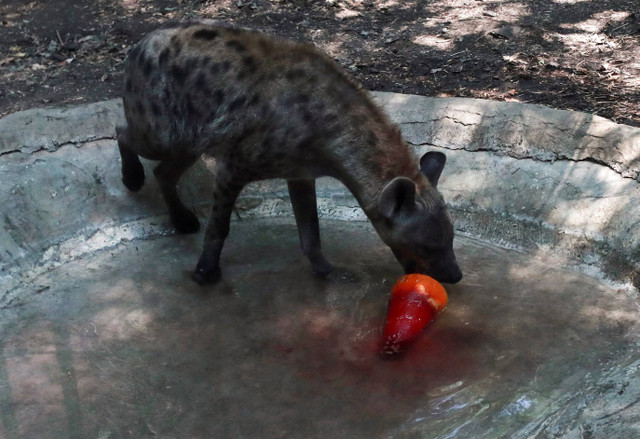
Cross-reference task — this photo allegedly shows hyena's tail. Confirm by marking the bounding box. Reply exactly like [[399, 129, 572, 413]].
[[116, 125, 145, 192]]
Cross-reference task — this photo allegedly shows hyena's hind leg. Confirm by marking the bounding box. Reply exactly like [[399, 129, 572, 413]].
[[153, 156, 201, 234], [116, 125, 145, 192]]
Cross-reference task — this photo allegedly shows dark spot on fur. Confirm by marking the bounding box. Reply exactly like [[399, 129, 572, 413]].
[[186, 100, 200, 119], [230, 180, 245, 191], [135, 101, 145, 116], [260, 103, 271, 118], [365, 130, 377, 146], [226, 40, 247, 53], [228, 96, 247, 112], [195, 73, 210, 93], [150, 101, 162, 117], [135, 51, 145, 65], [248, 94, 260, 106], [193, 28, 219, 40], [171, 104, 181, 118], [199, 57, 211, 68], [234, 127, 257, 147], [210, 63, 221, 75], [142, 57, 153, 77], [243, 56, 256, 72], [285, 68, 305, 81], [170, 36, 182, 57], [185, 57, 198, 72], [171, 64, 187, 83], [301, 109, 313, 123], [158, 48, 170, 66], [125, 78, 133, 93], [295, 94, 310, 105], [128, 45, 142, 63], [295, 134, 314, 150], [323, 113, 338, 124], [213, 89, 225, 105], [260, 137, 272, 152], [286, 131, 304, 146], [221, 61, 231, 72], [258, 39, 272, 53], [151, 101, 162, 117], [238, 57, 257, 80]]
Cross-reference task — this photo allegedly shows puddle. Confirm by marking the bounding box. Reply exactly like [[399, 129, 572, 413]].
[[1, 218, 638, 438]]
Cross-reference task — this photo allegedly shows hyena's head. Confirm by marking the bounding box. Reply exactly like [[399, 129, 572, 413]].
[[375, 151, 462, 284]]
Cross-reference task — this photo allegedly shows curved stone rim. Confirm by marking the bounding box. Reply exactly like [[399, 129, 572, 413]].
[[0, 93, 638, 299]]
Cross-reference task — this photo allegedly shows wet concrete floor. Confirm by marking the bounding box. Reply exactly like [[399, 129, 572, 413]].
[[1, 218, 638, 438]]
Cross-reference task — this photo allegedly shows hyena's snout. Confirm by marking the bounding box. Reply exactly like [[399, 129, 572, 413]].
[[396, 248, 463, 284], [429, 251, 463, 284]]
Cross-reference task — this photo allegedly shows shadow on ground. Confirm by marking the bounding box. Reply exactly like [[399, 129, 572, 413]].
[[1, 217, 638, 438], [1, 0, 638, 125]]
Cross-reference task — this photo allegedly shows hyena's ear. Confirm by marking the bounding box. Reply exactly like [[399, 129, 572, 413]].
[[378, 177, 416, 220], [420, 151, 447, 187]]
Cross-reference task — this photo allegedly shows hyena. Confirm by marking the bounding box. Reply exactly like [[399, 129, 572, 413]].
[[117, 21, 463, 284]]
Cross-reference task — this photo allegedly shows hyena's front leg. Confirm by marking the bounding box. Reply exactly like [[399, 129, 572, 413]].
[[154, 156, 201, 234], [192, 166, 244, 284], [287, 179, 333, 277]]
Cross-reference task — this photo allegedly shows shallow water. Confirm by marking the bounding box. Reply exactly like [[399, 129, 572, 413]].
[[1, 218, 638, 438]]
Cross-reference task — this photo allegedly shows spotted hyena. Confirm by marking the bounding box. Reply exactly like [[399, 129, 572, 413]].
[[117, 21, 463, 284]]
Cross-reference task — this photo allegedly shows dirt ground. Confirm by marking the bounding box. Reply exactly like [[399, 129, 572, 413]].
[[1, 0, 639, 126]]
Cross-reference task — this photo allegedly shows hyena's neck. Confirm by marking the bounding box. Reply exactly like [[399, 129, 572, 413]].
[[331, 122, 425, 218]]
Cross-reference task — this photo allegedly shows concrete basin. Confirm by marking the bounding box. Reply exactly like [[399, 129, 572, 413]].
[[0, 94, 638, 438]]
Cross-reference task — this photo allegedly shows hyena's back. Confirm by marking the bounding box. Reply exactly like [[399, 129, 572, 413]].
[[121, 22, 385, 178]]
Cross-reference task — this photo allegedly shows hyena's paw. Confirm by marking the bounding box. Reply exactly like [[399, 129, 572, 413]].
[[171, 210, 201, 234], [192, 265, 221, 285], [310, 254, 333, 278], [325, 268, 360, 284], [122, 161, 145, 192]]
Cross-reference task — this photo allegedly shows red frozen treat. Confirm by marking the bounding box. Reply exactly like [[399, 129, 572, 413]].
[[381, 274, 448, 356]]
